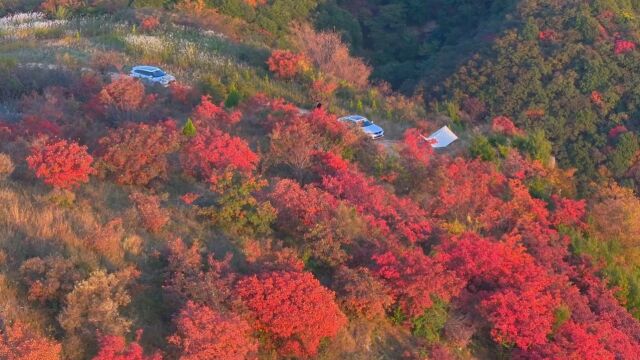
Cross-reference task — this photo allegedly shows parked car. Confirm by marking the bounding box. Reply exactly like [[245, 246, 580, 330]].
[[338, 115, 384, 139], [129, 65, 175, 87]]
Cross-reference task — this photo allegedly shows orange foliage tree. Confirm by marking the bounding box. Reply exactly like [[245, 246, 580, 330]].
[[292, 23, 371, 88], [167, 301, 257, 360], [191, 96, 241, 130], [266, 50, 308, 79], [589, 183, 640, 247], [139, 17, 160, 32], [181, 128, 258, 185], [27, 139, 95, 190], [373, 249, 462, 318], [93, 332, 161, 360], [129, 192, 170, 233], [235, 270, 347, 358], [0, 321, 62, 360], [96, 77, 156, 123], [98, 120, 180, 186]]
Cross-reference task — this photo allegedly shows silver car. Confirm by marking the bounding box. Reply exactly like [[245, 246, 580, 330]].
[[129, 65, 175, 87], [338, 115, 384, 139]]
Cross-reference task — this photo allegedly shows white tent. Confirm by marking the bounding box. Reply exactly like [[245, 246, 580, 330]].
[[424, 126, 458, 148]]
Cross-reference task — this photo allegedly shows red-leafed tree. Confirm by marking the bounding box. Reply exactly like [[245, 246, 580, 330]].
[[95, 77, 156, 122], [522, 321, 614, 359], [235, 270, 347, 358], [615, 39, 636, 55], [268, 179, 339, 235], [267, 120, 320, 180], [266, 50, 308, 79], [373, 249, 462, 318], [191, 96, 241, 130], [260, 97, 300, 130], [129, 192, 170, 233], [265, 108, 357, 180], [267, 179, 361, 265], [538, 29, 557, 41], [27, 139, 95, 190], [0, 321, 62, 360], [98, 120, 180, 186], [608, 124, 628, 139], [168, 82, 194, 106], [181, 128, 258, 185], [550, 195, 585, 228], [167, 301, 257, 360], [401, 128, 434, 168], [334, 266, 393, 320], [491, 116, 522, 136], [139, 16, 160, 32], [311, 78, 338, 103], [438, 234, 561, 349], [93, 332, 161, 360], [591, 91, 604, 107], [433, 158, 506, 232], [20, 115, 62, 139], [315, 151, 431, 244]]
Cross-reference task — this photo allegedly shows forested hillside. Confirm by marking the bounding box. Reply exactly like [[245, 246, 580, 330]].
[[1, 0, 640, 359]]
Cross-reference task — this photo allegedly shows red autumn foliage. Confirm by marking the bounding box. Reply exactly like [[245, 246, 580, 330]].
[[163, 238, 236, 308], [19, 256, 83, 304], [167, 301, 257, 360], [95, 77, 156, 122], [129, 192, 170, 233], [93, 332, 161, 360], [334, 266, 393, 320], [373, 249, 462, 318], [538, 30, 557, 41], [267, 120, 319, 179], [292, 23, 372, 88], [168, 82, 194, 106], [268, 179, 339, 234], [235, 270, 347, 358], [315, 152, 431, 244], [491, 116, 522, 136], [139, 17, 160, 32], [20, 115, 62, 139], [191, 96, 241, 129], [524, 321, 615, 359], [266, 50, 308, 79], [244, 0, 267, 7], [180, 192, 200, 205], [0, 321, 62, 360], [608, 124, 628, 139], [98, 77, 147, 111], [433, 158, 506, 231], [401, 128, 434, 168], [439, 234, 561, 349], [591, 90, 604, 107], [267, 179, 356, 265], [27, 139, 95, 190], [525, 108, 545, 118], [265, 108, 357, 180], [550, 195, 585, 228], [311, 78, 338, 102], [181, 128, 258, 185], [98, 120, 180, 185], [615, 39, 636, 54], [501, 149, 544, 180]]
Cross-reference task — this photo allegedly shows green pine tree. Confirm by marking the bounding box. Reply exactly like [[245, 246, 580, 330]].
[[182, 117, 196, 138], [225, 84, 241, 108]]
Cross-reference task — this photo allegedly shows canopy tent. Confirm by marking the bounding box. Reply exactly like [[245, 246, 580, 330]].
[[424, 126, 458, 148]]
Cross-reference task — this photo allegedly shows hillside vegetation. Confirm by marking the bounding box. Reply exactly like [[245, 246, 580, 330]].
[[1, 1, 640, 359]]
